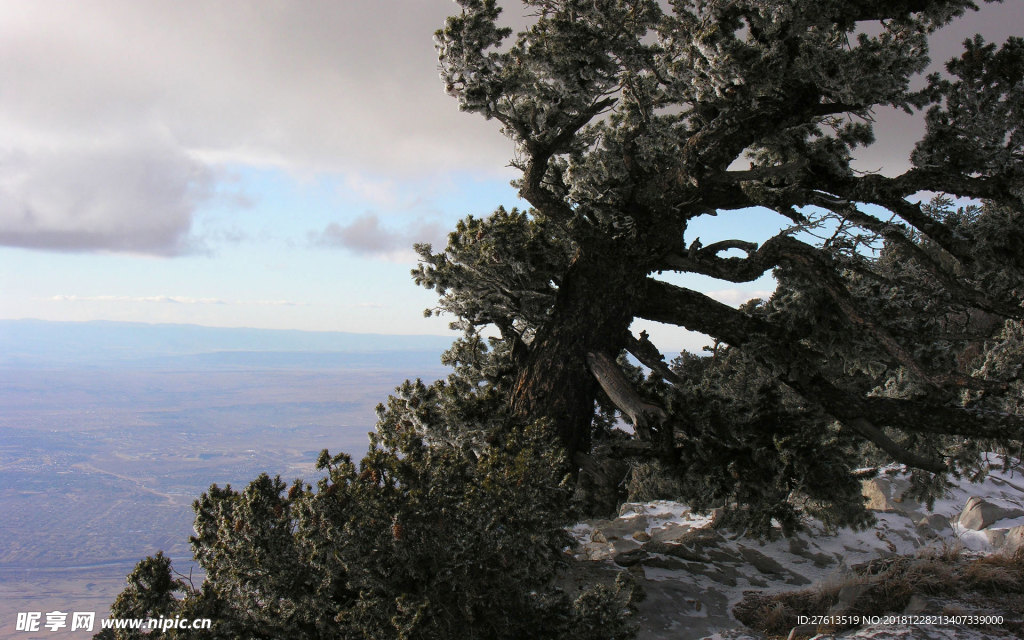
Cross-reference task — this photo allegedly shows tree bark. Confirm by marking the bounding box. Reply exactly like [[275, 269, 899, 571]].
[[509, 241, 647, 461]]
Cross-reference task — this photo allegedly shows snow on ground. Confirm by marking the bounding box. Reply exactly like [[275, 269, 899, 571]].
[[569, 454, 1024, 640]]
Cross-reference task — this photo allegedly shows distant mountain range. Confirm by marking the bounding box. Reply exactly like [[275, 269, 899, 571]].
[[0, 319, 456, 370]]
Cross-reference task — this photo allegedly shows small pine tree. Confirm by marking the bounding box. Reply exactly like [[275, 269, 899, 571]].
[[97, 421, 640, 640]]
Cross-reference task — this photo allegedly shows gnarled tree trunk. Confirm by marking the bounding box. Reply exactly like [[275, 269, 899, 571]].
[[510, 240, 647, 462]]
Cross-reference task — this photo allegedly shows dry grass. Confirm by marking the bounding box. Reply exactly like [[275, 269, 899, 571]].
[[732, 547, 1024, 637]]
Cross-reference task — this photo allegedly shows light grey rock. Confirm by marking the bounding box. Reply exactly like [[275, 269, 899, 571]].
[[862, 477, 898, 512], [649, 521, 691, 543], [617, 502, 649, 517], [985, 528, 1007, 548], [1005, 525, 1024, 553], [581, 541, 614, 561], [862, 476, 929, 520], [593, 516, 650, 541], [958, 496, 1024, 530], [917, 513, 951, 532]]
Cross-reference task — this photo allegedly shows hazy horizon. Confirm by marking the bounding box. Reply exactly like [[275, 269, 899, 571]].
[[0, 319, 453, 637]]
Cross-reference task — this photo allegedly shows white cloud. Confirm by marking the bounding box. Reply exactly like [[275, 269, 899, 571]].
[[0, 136, 213, 255], [0, 0, 1017, 255], [50, 295, 302, 306], [705, 288, 775, 308], [311, 212, 446, 261], [0, 1, 510, 254]]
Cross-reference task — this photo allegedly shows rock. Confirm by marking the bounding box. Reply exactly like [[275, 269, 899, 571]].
[[1005, 525, 1024, 554], [985, 528, 1007, 548], [916, 524, 939, 540], [787, 624, 820, 640], [788, 537, 836, 568], [581, 541, 615, 561], [862, 477, 898, 512], [617, 502, 649, 517], [903, 594, 929, 615], [958, 496, 1024, 530], [649, 521, 691, 543], [613, 549, 648, 567], [737, 545, 787, 576], [696, 564, 738, 586], [578, 537, 639, 561], [642, 528, 726, 563], [610, 538, 641, 554], [705, 546, 745, 564], [640, 555, 688, 571], [830, 581, 871, 613], [629, 568, 737, 640], [643, 540, 706, 562], [658, 560, 737, 586], [916, 513, 950, 532], [593, 516, 651, 541], [862, 476, 928, 519]]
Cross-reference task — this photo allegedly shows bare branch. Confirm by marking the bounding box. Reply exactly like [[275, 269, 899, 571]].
[[637, 279, 1024, 447], [843, 418, 947, 474], [811, 198, 1023, 319], [586, 351, 666, 440], [624, 331, 686, 389]]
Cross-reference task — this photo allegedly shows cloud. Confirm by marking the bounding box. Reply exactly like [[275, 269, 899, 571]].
[[50, 295, 302, 306], [0, 137, 213, 255], [705, 289, 775, 308], [0, 1, 511, 254], [0, 1, 1017, 254], [311, 213, 446, 259]]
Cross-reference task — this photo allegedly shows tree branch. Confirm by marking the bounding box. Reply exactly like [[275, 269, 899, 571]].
[[636, 279, 1024, 453], [586, 351, 666, 440], [520, 97, 617, 220], [624, 331, 686, 389], [809, 197, 1023, 319], [843, 417, 948, 474]]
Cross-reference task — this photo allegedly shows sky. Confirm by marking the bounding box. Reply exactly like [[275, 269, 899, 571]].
[[0, 1, 1020, 353]]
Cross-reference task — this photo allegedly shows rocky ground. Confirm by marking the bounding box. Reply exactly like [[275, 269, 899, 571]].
[[565, 455, 1024, 640]]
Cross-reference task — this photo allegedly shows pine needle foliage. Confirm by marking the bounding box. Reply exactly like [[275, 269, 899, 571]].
[[97, 422, 639, 640]]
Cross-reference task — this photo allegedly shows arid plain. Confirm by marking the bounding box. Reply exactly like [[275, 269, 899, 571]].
[[0, 322, 449, 638]]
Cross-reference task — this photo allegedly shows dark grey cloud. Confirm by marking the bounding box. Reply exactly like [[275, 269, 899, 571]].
[[312, 213, 446, 259], [0, 1, 1017, 253], [850, 1, 1023, 175], [0, 137, 213, 255], [0, 1, 510, 254]]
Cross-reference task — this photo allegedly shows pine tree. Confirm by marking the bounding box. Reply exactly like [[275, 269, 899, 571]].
[[420, 0, 1024, 525], [97, 423, 640, 639], [102, 1, 1024, 633]]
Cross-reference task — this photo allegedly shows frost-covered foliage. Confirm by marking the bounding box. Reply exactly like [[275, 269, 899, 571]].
[[102, 0, 1024, 632], [96, 422, 640, 640], [424, 0, 1024, 531]]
